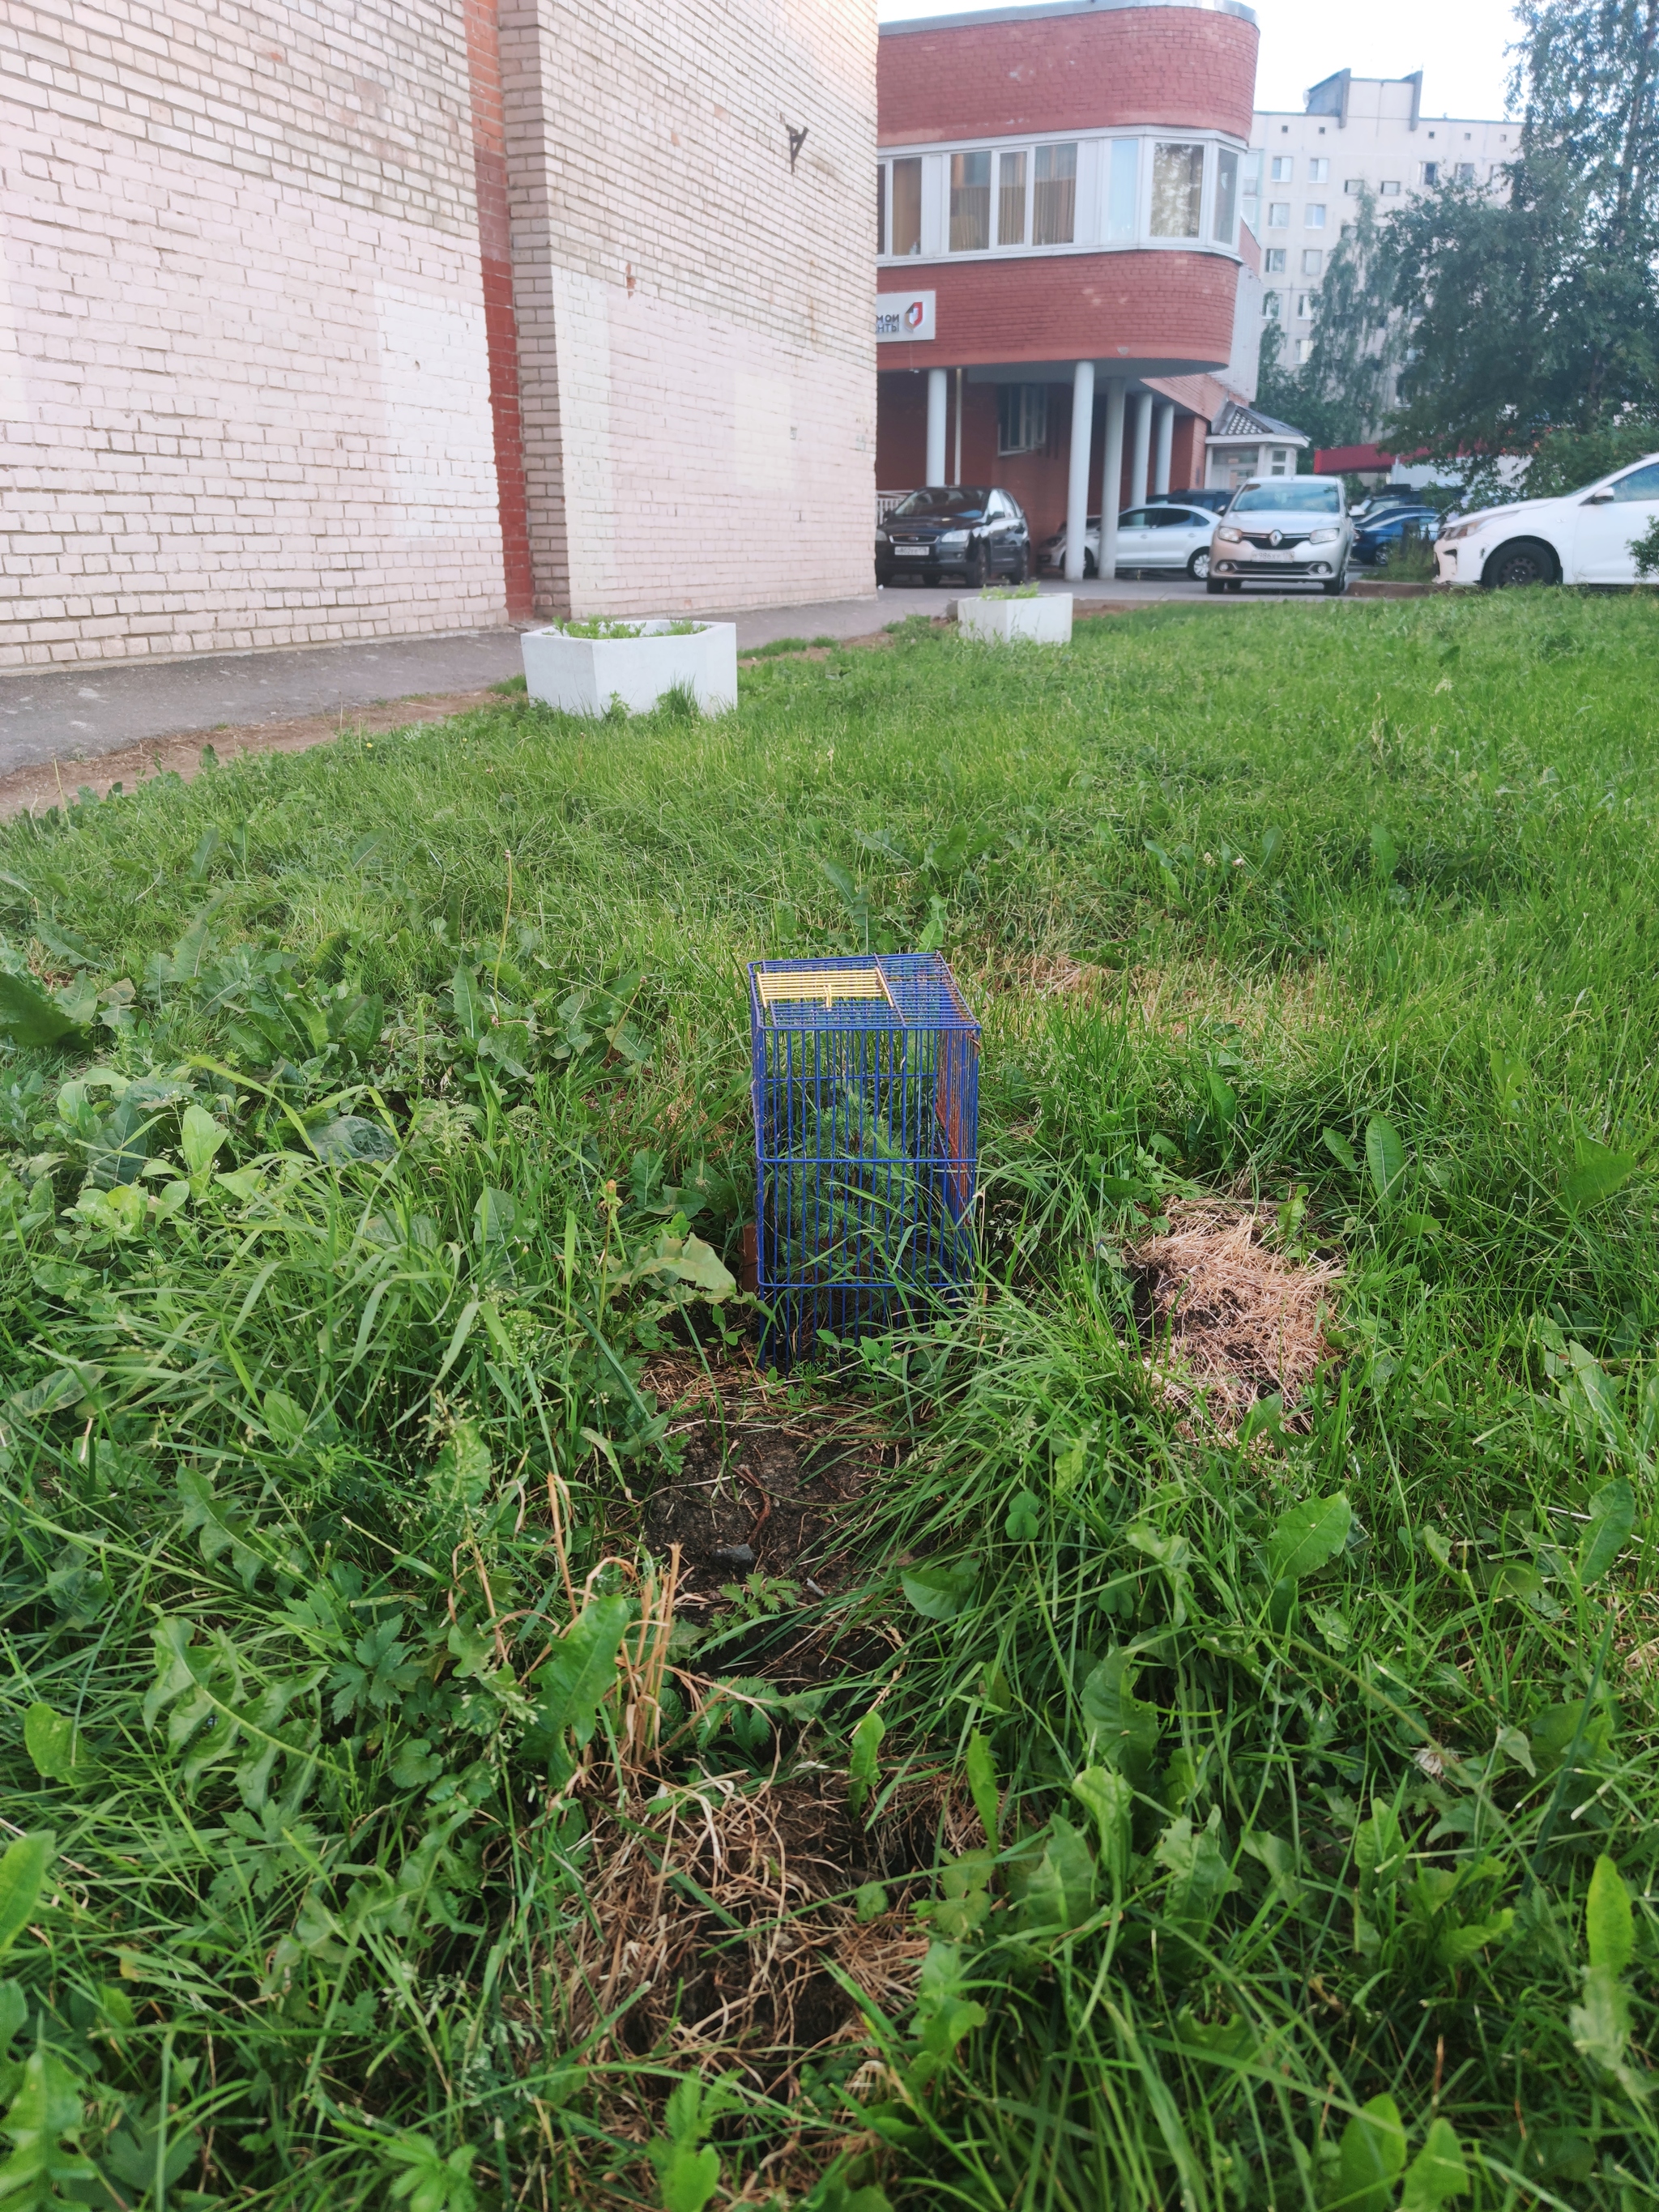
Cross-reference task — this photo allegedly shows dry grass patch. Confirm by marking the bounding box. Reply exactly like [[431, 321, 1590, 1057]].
[[1130, 1198, 1341, 1432]]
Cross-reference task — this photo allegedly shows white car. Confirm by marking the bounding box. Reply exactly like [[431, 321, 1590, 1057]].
[[1040, 503, 1216, 578], [1435, 454, 1659, 587]]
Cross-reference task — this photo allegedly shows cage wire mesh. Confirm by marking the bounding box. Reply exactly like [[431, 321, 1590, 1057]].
[[748, 953, 980, 1365]]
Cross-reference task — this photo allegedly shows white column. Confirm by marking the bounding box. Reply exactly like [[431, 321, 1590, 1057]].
[[1063, 360, 1095, 584], [1097, 381, 1127, 580], [926, 369, 948, 485], [1129, 390, 1154, 509], [1154, 401, 1175, 496]]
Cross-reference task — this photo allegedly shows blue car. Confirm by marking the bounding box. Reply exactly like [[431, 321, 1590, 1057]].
[[1354, 506, 1442, 569]]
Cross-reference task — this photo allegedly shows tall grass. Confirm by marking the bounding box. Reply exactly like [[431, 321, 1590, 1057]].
[[1, 589, 1657, 2208]]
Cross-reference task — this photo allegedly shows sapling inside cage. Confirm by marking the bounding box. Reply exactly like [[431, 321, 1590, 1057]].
[[748, 954, 980, 1363]]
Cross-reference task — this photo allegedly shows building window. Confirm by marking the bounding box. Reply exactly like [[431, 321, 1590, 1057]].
[[876, 164, 885, 256], [1264, 245, 1286, 273], [1296, 290, 1316, 319], [1151, 142, 1205, 237], [1455, 162, 1476, 185], [997, 383, 1049, 454], [1301, 248, 1324, 276], [1344, 177, 1364, 194], [1269, 447, 1291, 475], [1294, 337, 1312, 364], [1263, 289, 1282, 318], [1307, 157, 1329, 182], [1380, 179, 1401, 196], [1271, 155, 1294, 182], [1240, 148, 1262, 232], [1421, 161, 1440, 185], [889, 157, 922, 255], [1213, 147, 1239, 241], [998, 149, 1027, 245], [1107, 136, 1139, 241], [1267, 200, 1290, 228], [1033, 142, 1077, 245], [949, 149, 992, 250], [1306, 202, 1326, 229]]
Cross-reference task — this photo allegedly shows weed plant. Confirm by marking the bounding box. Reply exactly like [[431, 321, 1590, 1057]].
[[1, 591, 1658, 2207]]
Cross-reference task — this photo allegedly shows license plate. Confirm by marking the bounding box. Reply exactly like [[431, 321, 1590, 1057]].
[[893, 545, 929, 557], [1250, 548, 1299, 562]]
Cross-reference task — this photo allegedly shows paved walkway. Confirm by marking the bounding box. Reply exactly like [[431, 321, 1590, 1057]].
[[0, 574, 1251, 784]]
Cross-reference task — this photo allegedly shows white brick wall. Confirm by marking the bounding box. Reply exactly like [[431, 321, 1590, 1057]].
[[1, 0, 507, 669], [501, 0, 877, 616]]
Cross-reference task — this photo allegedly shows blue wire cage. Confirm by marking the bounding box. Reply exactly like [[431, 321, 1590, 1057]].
[[748, 953, 981, 1364]]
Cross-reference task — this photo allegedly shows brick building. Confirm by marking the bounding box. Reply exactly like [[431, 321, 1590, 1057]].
[[2, 0, 875, 669], [875, 0, 1264, 579]]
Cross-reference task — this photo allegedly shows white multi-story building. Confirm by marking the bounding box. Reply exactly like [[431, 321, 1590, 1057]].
[[1245, 71, 1514, 360]]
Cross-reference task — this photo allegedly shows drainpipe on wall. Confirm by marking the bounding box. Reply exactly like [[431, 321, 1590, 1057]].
[[953, 365, 963, 487]]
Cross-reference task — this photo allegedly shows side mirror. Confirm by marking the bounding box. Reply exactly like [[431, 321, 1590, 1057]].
[[1586, 488, 1616, 504]]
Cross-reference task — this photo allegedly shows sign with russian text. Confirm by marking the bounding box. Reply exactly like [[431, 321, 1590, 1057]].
[[876, 291, 935, 343]]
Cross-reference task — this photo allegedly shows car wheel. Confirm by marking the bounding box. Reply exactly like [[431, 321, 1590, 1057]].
[[1188, 548, 1210, 582], [1483, 536, 1559, 589], [1083, 552, 1098, 578], [1322, 567, 1350, 597], [966, 543, 988, 590], [1205, 578, 1226, 595]]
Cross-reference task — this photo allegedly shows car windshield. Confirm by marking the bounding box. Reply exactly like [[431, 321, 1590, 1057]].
[[889, 488, 990, 519], [1230, 480, 1342, 514]]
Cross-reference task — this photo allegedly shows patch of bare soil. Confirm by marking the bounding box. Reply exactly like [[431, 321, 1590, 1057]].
[[0, 688, 503, 820], [636, 1356, 897, 1628], [1129, 1199, 1341, 1432]]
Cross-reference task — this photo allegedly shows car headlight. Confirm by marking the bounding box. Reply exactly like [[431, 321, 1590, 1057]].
[[1440, 519, 1481, 543], [1308, 526, 1340, 545], [875, 530, 890, 543], [1215, 526, 1243, 544], [936, 530, 969, 547]]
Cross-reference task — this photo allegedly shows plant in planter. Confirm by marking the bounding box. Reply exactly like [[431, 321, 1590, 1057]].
[[957, 590, 1072, 646], [521, 617, 738, 716]]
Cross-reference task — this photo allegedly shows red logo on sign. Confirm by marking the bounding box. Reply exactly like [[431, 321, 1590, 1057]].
[[906, 300, 925, 329]]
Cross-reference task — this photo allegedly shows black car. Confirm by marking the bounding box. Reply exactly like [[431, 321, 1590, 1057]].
[[1354, 505, 1442, 568], [876, 486, 1031, 586]]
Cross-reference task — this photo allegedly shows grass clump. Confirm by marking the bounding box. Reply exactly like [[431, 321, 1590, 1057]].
[[2, 589, 1659, 2206]]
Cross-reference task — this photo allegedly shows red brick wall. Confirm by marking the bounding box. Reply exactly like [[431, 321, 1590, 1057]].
[[1169, 413, 1205, 490], [880, 6, 1257, 145], [876, 249, 1237, 373], [464, 0, 534, 620], [877, 376, 1190, 545]]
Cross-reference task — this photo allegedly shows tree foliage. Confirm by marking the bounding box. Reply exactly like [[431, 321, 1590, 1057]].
[[1387, 0, 1659, 485]]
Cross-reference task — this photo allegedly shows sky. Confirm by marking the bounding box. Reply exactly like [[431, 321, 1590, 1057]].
[[874, 0, 1520, 121]]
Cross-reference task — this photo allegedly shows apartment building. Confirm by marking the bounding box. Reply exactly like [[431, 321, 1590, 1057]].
[[1247, 71, 1513, 360], [876, 0, 1264, 579]]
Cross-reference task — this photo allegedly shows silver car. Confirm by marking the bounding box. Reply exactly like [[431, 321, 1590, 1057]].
[[1207, 477, 1353, 595], [1040, 503, 1217, 579]]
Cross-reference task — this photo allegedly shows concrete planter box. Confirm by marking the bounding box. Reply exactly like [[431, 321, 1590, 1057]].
[[957, 592, 1073, 646], [520, 619, 738, 717]]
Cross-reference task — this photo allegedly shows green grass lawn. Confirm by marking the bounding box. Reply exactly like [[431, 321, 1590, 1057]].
[[2, 590, 1658, 2210]]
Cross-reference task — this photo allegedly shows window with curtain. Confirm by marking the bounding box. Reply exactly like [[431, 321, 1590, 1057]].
[[997, 150, 1027, 245], [1213, 147, 1238, 241], [889, 157, 921, 255], [998, 383, 1049, 454], [1033, 143, 1077, 245], [1151, 143, 1205, 237], [949, 149, 992, 250]]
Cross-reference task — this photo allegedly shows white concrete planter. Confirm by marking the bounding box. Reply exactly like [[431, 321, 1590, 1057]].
[[520, 618, 738, 717], [957, 592, 1073, 646]]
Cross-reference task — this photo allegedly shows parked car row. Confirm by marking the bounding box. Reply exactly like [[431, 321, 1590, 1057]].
[[874, 449, 1659, 595]]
